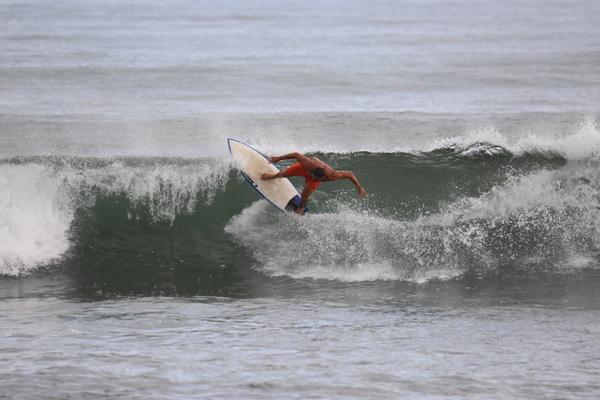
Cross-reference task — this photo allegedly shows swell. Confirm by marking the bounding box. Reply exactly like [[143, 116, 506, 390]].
[[1, 143, 597, 292]]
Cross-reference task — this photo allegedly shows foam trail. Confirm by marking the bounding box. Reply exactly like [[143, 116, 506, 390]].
[[226, 160, 600, 282], [225, 202, 466, 283]]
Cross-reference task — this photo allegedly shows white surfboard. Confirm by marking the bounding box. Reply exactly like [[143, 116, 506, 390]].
[[227, 138, 306, 213]]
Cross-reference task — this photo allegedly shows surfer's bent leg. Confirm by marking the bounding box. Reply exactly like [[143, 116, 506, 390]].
[[262, 163, 304, 180], [261, 172, 280, 180], [280, 163, 304, 177]]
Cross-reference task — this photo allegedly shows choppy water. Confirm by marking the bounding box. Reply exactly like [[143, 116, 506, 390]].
[[2, 0, 600, 399]]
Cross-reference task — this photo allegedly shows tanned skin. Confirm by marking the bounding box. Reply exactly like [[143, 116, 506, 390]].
[[261, 152, 367, 214]]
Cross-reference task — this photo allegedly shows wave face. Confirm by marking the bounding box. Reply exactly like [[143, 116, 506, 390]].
[[1, 128, 600, 290]]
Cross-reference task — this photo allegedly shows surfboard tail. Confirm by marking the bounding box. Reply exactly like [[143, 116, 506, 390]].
[[285, 195, 308, 214]]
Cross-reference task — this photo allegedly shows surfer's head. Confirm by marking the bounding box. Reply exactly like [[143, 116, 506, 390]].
[[310, 167, 326, 181]]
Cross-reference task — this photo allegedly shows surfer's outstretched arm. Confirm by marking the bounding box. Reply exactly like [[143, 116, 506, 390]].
[[335, 171, 368, 197], [269, 152, 309, 164]]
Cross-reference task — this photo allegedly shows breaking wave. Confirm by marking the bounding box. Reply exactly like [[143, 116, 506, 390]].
[[1, 119, 600, 287]]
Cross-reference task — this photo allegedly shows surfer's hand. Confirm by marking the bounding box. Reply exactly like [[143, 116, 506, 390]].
[[358, 187, 368, 198], [268, 156, 280, 164]]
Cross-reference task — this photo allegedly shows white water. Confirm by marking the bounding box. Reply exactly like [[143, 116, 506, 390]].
[[0, 164, 73, 276], [429, 116, 600, 159]]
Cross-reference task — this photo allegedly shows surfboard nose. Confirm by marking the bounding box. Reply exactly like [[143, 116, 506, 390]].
[[226, 138, 236, 153]]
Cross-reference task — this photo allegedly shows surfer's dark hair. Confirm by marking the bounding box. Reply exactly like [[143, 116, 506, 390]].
[[311, 168, 325, 179]]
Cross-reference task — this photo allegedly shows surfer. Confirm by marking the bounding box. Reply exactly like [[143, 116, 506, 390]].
[[261, 152, 367, 213]]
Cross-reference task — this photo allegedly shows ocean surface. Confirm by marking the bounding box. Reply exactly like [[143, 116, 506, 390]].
[[2, 0, 600, 398]]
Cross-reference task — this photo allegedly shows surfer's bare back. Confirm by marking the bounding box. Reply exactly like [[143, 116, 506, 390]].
[[261, 152, 367, 213]]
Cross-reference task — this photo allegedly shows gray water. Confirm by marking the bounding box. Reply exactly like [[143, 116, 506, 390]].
[[3, 275, 600, 400], [2, 0, 600, 399], [2, 0, 600, 116]]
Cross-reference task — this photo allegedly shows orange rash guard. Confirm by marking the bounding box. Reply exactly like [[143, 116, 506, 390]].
[[283, 162, 321, 191]]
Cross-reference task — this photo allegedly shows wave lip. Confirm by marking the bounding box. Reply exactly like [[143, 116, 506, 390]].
[[428, 116, 600, 160]]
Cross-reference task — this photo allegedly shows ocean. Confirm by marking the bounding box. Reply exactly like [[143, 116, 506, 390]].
[[2, 0, 600, 398]]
